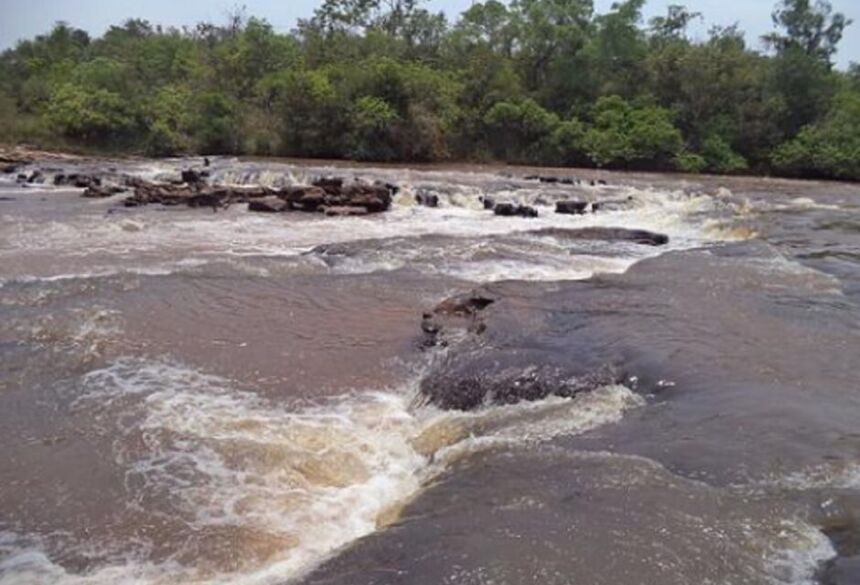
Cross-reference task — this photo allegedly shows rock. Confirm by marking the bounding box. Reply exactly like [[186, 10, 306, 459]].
[[312, 177, 344, 195], [248, 196, 288, 213], [16, 173, 28, 183], [524, 175, 578, 185], [323, 206, 369, 217], [1, 164, 17, 174], [421, 290, 496, 348], [55, 173, 101, 189], [181, 169, 206, 186], [555, 200, 589, 215], [26, 170, 44, 184], [421, 363, 621, 411], [338, 183, 393, 213], [494, 203, 538, 218], [482, 197, 496, 210], [529, 227, 669, 246], [82, 185, 124, 198], [121, 176, 395, 215], [591, 197, 634, 212], [415, 190, 439, 208], [203, 157, 211, 167], [282, 186, 326, 211], [434, 291, 496, 317]]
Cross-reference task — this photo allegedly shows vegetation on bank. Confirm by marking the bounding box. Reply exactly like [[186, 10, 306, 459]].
[[0, 0, 858, 180]]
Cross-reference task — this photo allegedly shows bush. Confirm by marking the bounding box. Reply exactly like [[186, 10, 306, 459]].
[[772, 91, 860, 180], [349, 95, 400, 160], [47, 83, 136, 143], [483, 98, 560, 162], [583, 96, 682, 168], [193, 92, 241, 154], [674, 151, 707, 173], [701, 135, 748, 174]]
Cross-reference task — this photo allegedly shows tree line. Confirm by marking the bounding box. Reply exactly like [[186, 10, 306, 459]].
[[0, 0, 858, 180]]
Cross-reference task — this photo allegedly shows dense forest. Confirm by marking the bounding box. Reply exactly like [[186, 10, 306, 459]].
[[0, 0, 858, 179]]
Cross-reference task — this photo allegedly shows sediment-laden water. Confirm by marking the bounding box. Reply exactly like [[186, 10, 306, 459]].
[[1, 157, 859, 585]]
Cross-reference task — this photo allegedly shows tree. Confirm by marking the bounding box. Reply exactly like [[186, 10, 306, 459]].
[[763, 0, 851, 64], [483, 98, 560, 162], [649, 5, 701, 42]]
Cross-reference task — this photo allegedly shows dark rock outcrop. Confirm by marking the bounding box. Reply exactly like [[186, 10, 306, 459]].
[[123, 180, 256, 208], [421, 290, 496, 348], [54, 173, 101, 189], [555, 200, 589, 215], [248, 196, 288, 213], [420, 363, 621, 411], [494, 203, 538, 218], [181, 169, 208, 186], [124, 176, 394, 215], [24, 170, 44, 184], [415, 190, 440, 208], [524, 175, 579, 185]]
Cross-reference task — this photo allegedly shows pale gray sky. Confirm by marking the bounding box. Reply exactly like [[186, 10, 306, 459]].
[[0, 0, 857, 68]]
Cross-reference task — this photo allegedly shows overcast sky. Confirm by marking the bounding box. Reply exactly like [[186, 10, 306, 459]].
[[1, 0, 857, 68]]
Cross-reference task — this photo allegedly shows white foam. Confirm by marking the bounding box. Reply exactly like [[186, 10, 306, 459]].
[[1, 162, 749, 284], [764, 520, 836, 585], [0, 358, 645, 585]]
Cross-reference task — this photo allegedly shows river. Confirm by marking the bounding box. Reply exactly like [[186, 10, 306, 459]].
[[1, 156, 858, 585]]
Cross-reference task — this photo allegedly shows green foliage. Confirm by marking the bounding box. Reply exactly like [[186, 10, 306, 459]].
[[700, 135, 749, 173], [772, 91, 860, 180], [673, 151, 707, 173], [582, 96, 682, 168], [143, 85, 193, 156], [47, 83, 136, 142], [193, 92, 240, 154], [484, 98, 560, 162], [350, 95, 400, 160], [0, 1, 856, 179]]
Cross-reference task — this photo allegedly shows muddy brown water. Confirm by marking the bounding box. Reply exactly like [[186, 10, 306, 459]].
[[1, 157, 859, 585]]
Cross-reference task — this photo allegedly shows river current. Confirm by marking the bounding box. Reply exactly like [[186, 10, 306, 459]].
[[0, 157, 859, 585]]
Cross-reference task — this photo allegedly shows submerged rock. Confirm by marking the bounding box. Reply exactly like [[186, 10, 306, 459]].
[[529, 227, 669, 246], [323, 206, 369, 217], [82, 184, 125, 198], [591, 197, 634, 212]]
